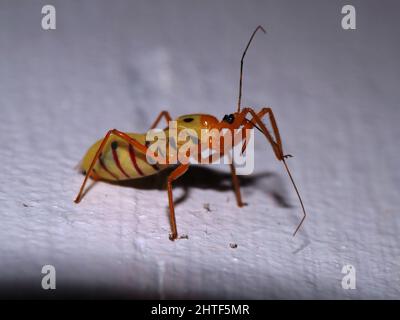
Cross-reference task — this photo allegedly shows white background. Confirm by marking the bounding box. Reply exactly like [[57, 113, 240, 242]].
[[0, 0, 399, 298]]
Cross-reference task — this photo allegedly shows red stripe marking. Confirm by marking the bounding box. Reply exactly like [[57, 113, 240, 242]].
[[128, 145, 144, 176], [112, 148, 130, 178], [146, 140, 162, 169], [99, 155, 119, 180]]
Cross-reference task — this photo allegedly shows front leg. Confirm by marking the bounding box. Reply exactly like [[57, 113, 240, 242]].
[[240, 107, 307, 236], [240, 107, 284, 160]]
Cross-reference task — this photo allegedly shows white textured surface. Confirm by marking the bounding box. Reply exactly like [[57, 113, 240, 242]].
[[0, 0, 399, 299]]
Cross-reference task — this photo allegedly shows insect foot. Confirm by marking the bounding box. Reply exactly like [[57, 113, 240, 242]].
[[169, 233, 178, 241], [283, 154, 293, 159]]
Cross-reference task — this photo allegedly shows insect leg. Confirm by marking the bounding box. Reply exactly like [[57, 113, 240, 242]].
[[167, 163, 190, 241], [149, 110, 173, 129], [229, 162, 245, 207], [241, 107, 283, 160], [255, 107, 282, 153], [196, 133, 245, 208], [74, 129, 151, 203], [244, 108, 307, 236], [229, 128, 253, 207]]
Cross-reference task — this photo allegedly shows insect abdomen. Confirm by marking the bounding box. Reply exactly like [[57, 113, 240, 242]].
[[80, 133, 165, 181]]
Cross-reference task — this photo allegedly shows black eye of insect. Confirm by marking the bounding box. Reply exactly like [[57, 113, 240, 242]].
[[183, 117, 194, 123], [223, 114, 235, 124]]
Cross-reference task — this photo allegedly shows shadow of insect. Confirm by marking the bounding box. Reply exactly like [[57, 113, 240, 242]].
[[103, 165, 293, 209]]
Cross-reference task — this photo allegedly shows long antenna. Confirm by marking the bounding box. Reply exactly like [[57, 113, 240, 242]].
[[237, 25, 266, 113], [282, 159, 307, 236]]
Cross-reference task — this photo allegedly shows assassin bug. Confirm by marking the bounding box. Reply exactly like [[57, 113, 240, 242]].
[[74, 26, 307, 241]]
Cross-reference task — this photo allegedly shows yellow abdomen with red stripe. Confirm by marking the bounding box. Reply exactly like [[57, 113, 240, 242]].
[[80, 133, 166, 181]]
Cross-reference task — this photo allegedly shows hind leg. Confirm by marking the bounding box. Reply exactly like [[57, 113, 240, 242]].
[[74, 129, 149, 203], [167, 164, 190, 240]]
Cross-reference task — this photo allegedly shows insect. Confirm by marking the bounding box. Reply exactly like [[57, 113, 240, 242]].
[[74, 26, 307, 241]]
